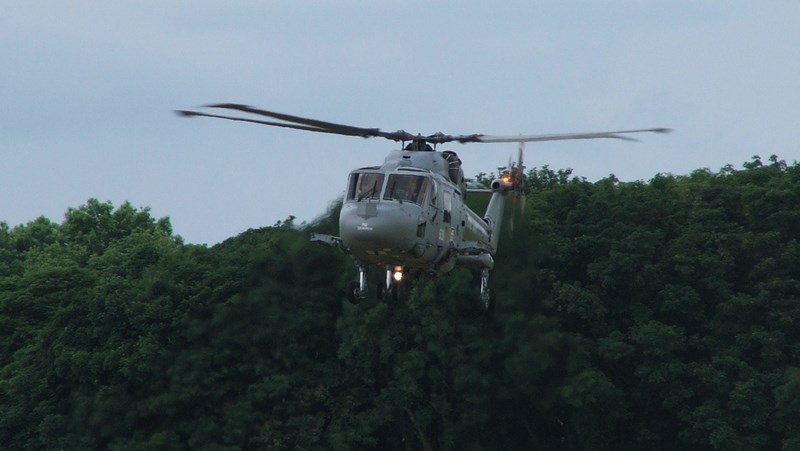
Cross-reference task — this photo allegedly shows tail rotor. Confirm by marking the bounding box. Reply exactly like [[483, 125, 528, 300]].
[[505, 142, 527, 234]]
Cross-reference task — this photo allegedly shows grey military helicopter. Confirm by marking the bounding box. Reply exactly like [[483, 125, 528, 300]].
[[177, 103, 669, 308]]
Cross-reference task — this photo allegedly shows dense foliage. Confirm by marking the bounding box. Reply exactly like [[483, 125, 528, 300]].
[[2, 156, 799, 450]]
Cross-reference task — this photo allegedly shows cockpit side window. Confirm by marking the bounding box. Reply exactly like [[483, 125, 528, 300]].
[[347, 172, 385, 201], [383, 174, 429, 205]]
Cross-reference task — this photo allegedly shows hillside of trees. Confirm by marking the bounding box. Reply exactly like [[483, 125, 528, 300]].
[[2, 156, 799, 450]]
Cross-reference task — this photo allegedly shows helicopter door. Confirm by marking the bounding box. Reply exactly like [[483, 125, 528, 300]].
[[443, 189, 452, 224], [440, 189, 457, 243], [448, 191, 459, 243]]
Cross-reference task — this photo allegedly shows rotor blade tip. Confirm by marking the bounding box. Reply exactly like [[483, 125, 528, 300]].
[[611, 134, 639, 142]]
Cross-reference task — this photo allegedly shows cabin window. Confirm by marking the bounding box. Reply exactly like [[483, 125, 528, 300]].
[[383, 174, 429, 205], [347, 172, 385, 201]]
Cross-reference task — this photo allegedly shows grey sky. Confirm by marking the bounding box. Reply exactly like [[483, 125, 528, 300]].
[[3, 1, 798, 244]]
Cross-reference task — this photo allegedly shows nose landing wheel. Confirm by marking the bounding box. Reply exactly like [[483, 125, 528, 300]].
[[378, 265, 402, 302], [346, 263, 369, 304], [346, 282, 366, 304]]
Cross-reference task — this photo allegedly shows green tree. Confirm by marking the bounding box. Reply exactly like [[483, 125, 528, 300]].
[[3, 159, 800, 448]]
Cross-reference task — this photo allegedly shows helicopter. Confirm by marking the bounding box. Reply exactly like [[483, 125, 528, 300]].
[[177, 103, 670, 308]]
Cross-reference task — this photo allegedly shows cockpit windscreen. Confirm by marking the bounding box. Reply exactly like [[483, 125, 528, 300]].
[[347, 172, 385, 201], [383, 174, 429, 205]]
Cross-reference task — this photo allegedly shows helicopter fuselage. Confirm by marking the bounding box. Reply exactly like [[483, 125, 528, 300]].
[[338, 148, 496, 274]]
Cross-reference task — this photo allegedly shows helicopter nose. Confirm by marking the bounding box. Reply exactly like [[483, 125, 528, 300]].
[[339, 202, 419, 253]]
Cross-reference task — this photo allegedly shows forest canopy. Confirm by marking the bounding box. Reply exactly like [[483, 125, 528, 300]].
[[1, 156, 799, 450]]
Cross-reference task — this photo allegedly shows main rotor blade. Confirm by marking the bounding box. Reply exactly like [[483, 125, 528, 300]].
[[476, 128, 671, 144], [176, 109, 367, 136], [206, 103, 417, 142]]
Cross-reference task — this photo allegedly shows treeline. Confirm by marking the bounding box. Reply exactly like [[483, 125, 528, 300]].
[[1, 156, 799, 450]]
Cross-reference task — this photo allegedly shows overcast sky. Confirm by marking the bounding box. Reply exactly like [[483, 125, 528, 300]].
[[3, 1, 798, 245]]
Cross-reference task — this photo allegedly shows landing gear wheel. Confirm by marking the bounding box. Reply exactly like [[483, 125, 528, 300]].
[[346, 282, 362, 305], [378, 283, 400, 302]]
